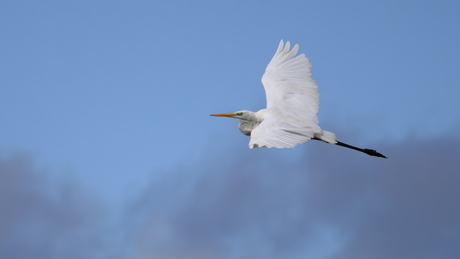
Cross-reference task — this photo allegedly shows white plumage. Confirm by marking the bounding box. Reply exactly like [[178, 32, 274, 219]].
[[249, 40, 336, 148], [211, 40, 387, 158]]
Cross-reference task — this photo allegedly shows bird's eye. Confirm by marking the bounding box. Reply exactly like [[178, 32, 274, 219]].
[[236, 112, 243, 116]]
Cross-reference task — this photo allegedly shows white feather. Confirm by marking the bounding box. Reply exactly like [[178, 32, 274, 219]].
[[249, 40, 336, 148], [211, 40, 386, 158]]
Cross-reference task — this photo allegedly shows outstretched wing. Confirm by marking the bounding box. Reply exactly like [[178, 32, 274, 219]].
[[249, 40, 323, 148], [249, 115, 317, 148]]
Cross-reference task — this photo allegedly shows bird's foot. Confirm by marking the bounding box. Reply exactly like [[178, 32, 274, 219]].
[[363, 149, 387, 158]]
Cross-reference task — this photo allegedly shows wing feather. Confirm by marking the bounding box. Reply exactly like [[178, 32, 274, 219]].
[[249, 40, 323, 148], [249, 116, 316, 148]]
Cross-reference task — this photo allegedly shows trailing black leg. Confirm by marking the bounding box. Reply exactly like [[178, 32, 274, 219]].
[[336, 141, 387, 158]]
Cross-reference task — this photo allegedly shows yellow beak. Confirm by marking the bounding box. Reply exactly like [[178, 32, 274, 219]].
[[210, 112, 236, 117]]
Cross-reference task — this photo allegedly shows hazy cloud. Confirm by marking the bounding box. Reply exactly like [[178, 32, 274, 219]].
[[2, 135, 459, 259], [0, 153, 112, 259], [132, 136, 460, 259]]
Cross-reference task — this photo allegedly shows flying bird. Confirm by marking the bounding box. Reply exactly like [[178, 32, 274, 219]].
[[211, 40, 386, 158]]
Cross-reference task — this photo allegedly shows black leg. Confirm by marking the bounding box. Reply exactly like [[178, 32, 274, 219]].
[[336, 141, 387, 158]]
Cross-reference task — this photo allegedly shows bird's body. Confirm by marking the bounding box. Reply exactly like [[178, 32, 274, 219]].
[[211, 40, 386, 158]]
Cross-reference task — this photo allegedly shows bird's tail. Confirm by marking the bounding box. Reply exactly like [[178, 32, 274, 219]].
[[314, 130, 337, 144]]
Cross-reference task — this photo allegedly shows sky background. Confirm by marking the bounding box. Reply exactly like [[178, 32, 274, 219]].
[[1, 0, 460, 258]]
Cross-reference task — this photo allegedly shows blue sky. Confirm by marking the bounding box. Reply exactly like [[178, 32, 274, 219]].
[[1, 1, 460, 258]]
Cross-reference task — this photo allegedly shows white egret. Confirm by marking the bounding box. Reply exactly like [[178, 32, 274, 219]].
[[211, 40, 386, 158]]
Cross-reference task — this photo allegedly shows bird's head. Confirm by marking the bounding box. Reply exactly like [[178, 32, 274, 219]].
[[210, 110, 252, 120]]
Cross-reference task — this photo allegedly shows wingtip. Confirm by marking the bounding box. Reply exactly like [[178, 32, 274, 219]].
[[278, 40, 284, 52], [283, 41, 290, 52]]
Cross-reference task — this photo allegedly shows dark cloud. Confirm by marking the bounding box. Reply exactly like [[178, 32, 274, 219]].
[[132, 136, 460, 259], [328, 138, 460, 259], [2, 135, 459, 259], [0, 153, 113, 259]]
